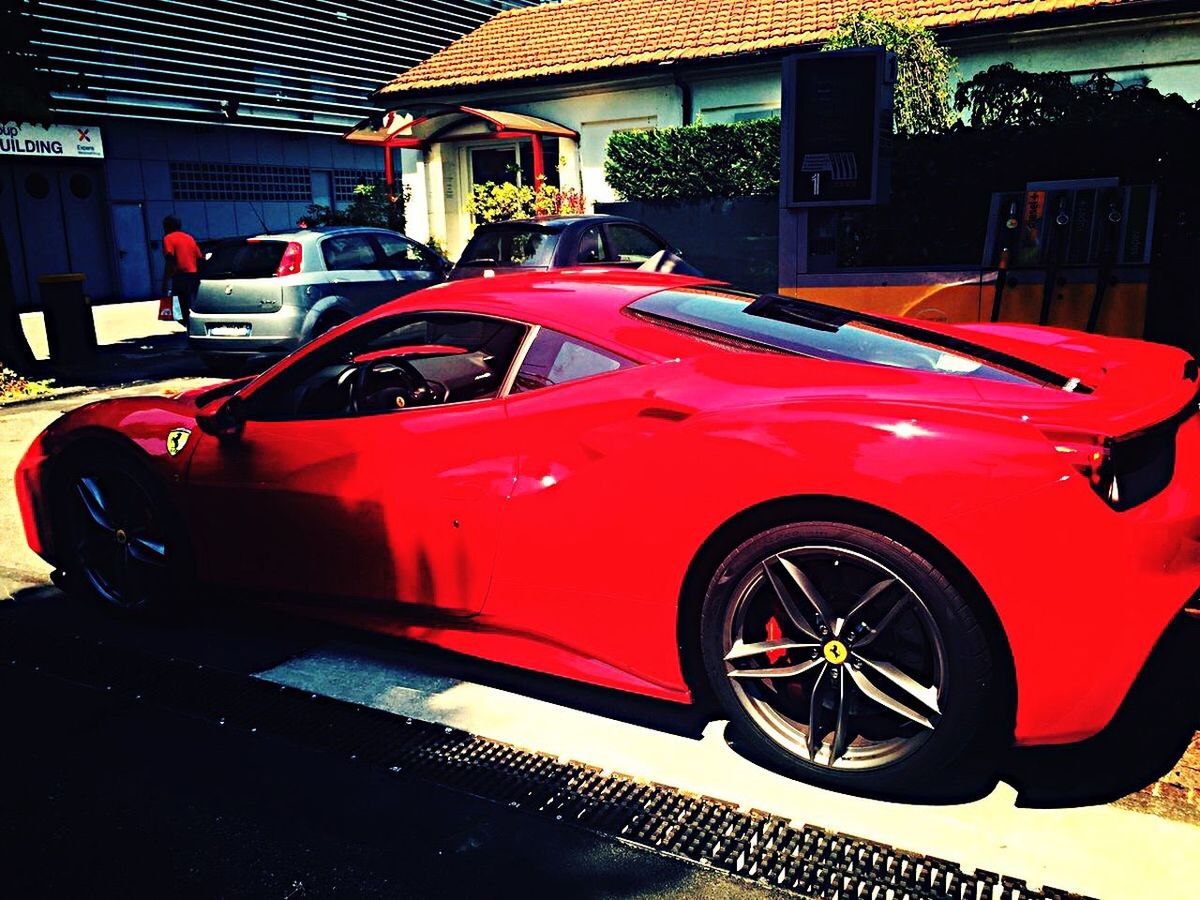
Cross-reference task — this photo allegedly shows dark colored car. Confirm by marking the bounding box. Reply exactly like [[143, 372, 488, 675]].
[[450, 214, 701, 279]]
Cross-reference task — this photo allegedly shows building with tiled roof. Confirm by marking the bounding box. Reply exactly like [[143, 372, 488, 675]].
[[379, 0, 1150, 98], [353, 0, 1199, 253]]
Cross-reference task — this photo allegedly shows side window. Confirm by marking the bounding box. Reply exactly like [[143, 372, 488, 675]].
[[321, 234, 380, 271], [606, 224, 665, 263], [374, 233, 436, 272], [511, 328, 632, 393], [246, 312, 529, 420], [575, 225, 609, 264]]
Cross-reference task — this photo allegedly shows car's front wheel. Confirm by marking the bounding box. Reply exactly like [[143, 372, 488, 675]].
[[53, 445, 186, 616], [700, 521, 1002, 797]]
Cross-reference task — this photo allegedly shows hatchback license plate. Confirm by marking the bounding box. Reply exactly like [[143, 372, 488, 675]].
[[209, 324, 251, 337]]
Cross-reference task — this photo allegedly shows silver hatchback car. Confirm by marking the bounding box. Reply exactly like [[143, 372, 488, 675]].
[[189, 226, 450, 373]]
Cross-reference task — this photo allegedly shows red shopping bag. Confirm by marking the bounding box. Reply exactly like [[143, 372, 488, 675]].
[[158, 295, 182, 322]]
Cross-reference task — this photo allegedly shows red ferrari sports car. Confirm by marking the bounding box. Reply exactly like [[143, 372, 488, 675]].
[[15, 269, 1200, 795]]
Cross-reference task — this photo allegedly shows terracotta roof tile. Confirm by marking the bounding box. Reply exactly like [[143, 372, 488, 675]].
[[379, 0, 1141, 98]]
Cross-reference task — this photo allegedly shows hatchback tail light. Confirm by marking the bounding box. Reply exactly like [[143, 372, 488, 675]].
[[274, 241, 303, 277]]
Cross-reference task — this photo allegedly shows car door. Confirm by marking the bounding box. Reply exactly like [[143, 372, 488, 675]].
[[602, 222, 668, 268], [318, 232, 392, 313], [484, 327, 696, 648], [572, 223, 611, 266], [183, 311, 524, 615], [370, 231, 445, 297]]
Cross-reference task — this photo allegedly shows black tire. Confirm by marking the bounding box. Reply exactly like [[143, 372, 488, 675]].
[[700, 521, 1000, 798], [310, 311, 349, 340], [50, 442, 191, 617], [200, 355, 248, 378]]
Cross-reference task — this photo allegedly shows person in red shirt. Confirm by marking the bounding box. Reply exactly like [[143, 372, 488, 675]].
[[161, 215, 203, 325]]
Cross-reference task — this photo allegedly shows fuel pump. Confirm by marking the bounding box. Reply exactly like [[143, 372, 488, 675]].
[[780, 178, 1157, 340], [988, 199, 1019, 323], [982, 179, 1156, 337], [1038, 192, 1072, 326], [1086, 196, 1125, 333]]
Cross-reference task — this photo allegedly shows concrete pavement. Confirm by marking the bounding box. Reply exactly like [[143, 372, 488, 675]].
[[1, 627, 780, 900], [257, 640, 1198, 900], [19, 298, 183, 361], [7, 300, 211, 407]]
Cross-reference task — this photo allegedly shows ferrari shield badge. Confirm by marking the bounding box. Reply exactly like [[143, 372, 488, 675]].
[[166, 427, 191, 457]]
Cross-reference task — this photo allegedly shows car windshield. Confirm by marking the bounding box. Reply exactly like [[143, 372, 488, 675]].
[[202, 239, 288, 279], [629, 287, 1073, 388], [458, 226, 556, 268]]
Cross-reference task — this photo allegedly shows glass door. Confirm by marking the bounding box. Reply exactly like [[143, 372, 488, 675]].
[[469, 143, 521, 191]]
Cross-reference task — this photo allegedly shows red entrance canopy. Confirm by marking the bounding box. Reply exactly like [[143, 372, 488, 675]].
[[345, 106, 577, 150], [344, 106, 578, 197]]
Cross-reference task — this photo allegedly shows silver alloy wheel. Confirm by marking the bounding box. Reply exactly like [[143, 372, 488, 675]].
[[722, 545, 947, 771], [70, 472, 168, 608]]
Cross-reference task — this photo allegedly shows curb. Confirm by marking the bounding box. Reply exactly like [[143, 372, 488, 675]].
[[0, 384, 97, 410], [0, 375, 212, 411]]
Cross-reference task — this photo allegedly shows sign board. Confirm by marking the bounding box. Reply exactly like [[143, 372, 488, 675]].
[[0, 122, 104, 159], [781, 48, 893, 207]]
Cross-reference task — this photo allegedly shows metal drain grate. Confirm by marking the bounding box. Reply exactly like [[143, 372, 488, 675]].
[[0, 623, 1093, 900]]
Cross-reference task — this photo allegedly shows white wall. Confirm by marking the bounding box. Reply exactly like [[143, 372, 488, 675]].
[[434, 142, 469, 253], [556, 136, 581, 196], [954, 20, 1200, 101], [507, 84, 683, 207], [400, 148, 428, 243], [692, 69, 781, 123], [681, 19, 1200, 124]]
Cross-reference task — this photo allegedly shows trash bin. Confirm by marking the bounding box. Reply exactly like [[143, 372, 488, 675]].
[[38, 273, 97, 362]]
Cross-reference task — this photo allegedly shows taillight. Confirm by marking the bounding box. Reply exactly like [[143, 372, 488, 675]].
[[1041, 428, 1119, 505], [274, 241, 303, 277]]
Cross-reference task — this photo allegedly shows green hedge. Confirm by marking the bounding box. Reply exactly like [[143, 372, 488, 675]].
[[604, 118, 781, 202]]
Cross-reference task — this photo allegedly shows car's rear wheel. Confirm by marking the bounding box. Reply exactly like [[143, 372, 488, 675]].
[[200, 354, 248, 378], [53, 446, 185, 615], [700, 521, 999, 797], [311, 311, 349, 340]]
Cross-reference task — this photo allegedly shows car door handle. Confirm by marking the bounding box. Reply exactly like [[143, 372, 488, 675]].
[[637, 405, 692, 422]]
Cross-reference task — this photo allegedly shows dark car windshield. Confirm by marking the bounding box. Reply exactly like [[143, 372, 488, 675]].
[[629, 288, 1077, 389], [458, 226, 557, 268], [202, 239, 287, 279]]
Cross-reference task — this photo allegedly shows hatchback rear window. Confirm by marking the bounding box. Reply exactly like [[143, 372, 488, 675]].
[[202, 240, 287, 279], [629, 288, 1075, 388], [458, 226, 556, 268]]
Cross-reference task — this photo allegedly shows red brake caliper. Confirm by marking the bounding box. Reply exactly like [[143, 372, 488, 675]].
[[765, 616, 786, 663]]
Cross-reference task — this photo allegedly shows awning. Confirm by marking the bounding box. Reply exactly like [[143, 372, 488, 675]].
[[344, 106, 578, 150]]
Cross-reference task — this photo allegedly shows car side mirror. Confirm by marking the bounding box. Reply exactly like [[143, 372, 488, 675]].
[[196, 394, 247, 441]]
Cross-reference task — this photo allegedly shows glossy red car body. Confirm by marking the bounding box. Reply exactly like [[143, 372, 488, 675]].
[[16, 269, 1200, 747]]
